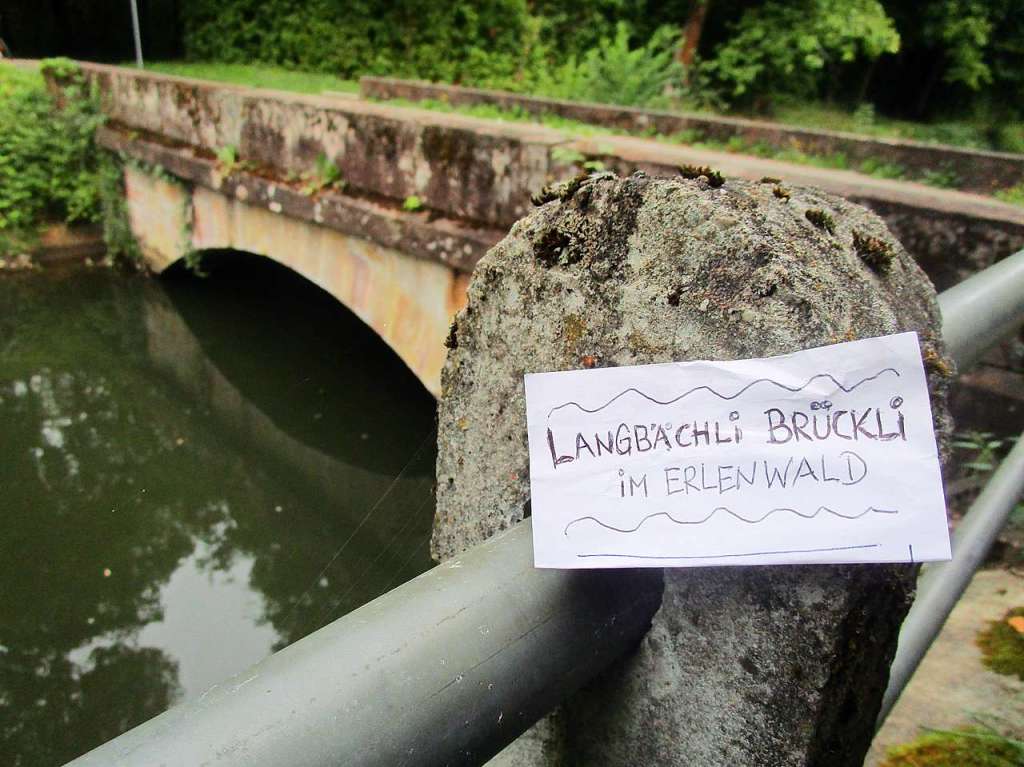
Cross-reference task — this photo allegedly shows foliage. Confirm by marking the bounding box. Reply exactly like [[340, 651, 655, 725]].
[[995, 183, 1024, 207], [0, 61, 104, 252], [180, 0, 536, 85], [214, 145, 250, 175], [299, 154, 343, 196], [700, 0, 900, 107], [881, 727, 1024, 766], [402, 195, 423, 212], [531, 22, 683, 107], [921, 1, 1003, 92], [952, 432, 1012, 476], [96, 151, 142, 265], [976, 607, 1024, 680]]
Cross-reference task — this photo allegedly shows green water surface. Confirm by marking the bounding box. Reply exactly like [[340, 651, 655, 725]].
[[0, 255, 437, 765]]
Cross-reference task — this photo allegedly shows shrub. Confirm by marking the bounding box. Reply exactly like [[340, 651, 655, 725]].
[[0, 60, 104, 252], [532, 22, 682, 108]]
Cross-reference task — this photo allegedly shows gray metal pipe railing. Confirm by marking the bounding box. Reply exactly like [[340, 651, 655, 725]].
[[66, 522, 662, 767], [879, 432, 1024, 725], [64, 250, 1024, 765], [938, 247, 1024, 370], [878, 246, 1024, 726]]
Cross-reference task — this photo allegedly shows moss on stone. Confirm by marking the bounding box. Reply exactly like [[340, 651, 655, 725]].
[[805, 208, 836, 234], [853, 229, 895, 272], [678, 164, 724, 187], [880, 728, 1024, 767], [976, 606, 1024, 680]]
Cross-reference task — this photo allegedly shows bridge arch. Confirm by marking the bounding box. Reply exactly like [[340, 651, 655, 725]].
[[123, 166, 469, 397]]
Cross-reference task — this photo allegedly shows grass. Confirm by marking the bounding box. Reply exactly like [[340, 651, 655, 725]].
[[880, 727, 1024, 767], [140, 62, 358, 95], [995, 183, 1024, 207], [768, 100, 1022, 153]]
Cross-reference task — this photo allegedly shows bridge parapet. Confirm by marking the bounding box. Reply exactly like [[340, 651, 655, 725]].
[[72, 62, 566, 231]]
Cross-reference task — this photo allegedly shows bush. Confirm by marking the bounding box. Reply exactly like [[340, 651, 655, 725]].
[[532, 22, 682, 108], [0, 59, 104, 251]]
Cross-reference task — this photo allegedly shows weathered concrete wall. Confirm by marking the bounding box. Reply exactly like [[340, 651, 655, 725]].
[[435, 172, 953, 766], [76, 62, 563, 229], [361, 76, 1024, 195], [123, 166, 467, 396]]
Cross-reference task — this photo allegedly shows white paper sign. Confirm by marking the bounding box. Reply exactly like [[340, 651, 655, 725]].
[[524, 332, 950, 569]]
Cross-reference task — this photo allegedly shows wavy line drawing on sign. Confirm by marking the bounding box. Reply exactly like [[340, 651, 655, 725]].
[[563, 506, 899, 536], [546, 368, 901, 419]]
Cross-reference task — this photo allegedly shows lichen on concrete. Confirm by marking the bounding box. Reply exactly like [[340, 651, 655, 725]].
[[434, 172, 953, 766]]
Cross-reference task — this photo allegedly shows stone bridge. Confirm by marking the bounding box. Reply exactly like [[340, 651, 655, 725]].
[[53, 63, 1024, 395]]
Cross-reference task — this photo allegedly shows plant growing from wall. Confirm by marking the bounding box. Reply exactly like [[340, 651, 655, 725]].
[[300, 154, 344, 196], [96, 151, 142, 266], [214, 144, 251, 176]]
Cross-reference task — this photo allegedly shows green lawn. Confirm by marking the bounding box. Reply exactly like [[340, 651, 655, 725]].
[[141, 62, 358, 95]]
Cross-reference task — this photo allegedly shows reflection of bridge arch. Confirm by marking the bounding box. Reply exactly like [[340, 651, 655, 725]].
[[142, 281, 435, 523], [125, 168, 469, 396]]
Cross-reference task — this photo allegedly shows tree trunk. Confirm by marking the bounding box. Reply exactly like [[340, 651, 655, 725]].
[[678, 0, 709, 69]]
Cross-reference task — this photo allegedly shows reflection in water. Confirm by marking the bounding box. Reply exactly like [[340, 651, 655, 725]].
[[0, 256, 437, 765]]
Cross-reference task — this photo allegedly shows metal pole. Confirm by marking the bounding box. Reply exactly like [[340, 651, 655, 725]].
[[878, 432, 1024, 726], [938, 247, 1024, 370], [65, 520, 662, 767], [129, 0, 144, 68]]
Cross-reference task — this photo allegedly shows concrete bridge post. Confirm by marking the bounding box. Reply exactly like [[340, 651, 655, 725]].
[[433, 171, 953, 765]]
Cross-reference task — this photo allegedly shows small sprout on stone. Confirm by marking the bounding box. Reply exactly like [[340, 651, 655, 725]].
[[922, 347, 953, 378], [678, 164, 725, 188], [773, 185, 791, 201], [300, 153, 344, 196], [805, 208, 835, 234], [560, 173, 589, 201], [852, 230, 894, 272], [532, 173, 589, 207], [403, 195, 423, 212], [760, 176, 781, 184], [215, 144, 249, 176], [444, 321, 458, 350], [531, 183, 559, 206]]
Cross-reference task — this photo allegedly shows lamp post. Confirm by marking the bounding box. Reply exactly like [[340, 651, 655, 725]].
[[129, 0, 143, 67]]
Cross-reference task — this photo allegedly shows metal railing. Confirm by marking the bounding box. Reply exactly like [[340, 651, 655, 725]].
[[878, 248, 1024, 724], [66, 249, 1024, 766]]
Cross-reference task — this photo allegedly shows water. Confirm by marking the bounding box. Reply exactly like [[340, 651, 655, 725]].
[[0, 254, 438, 766]]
